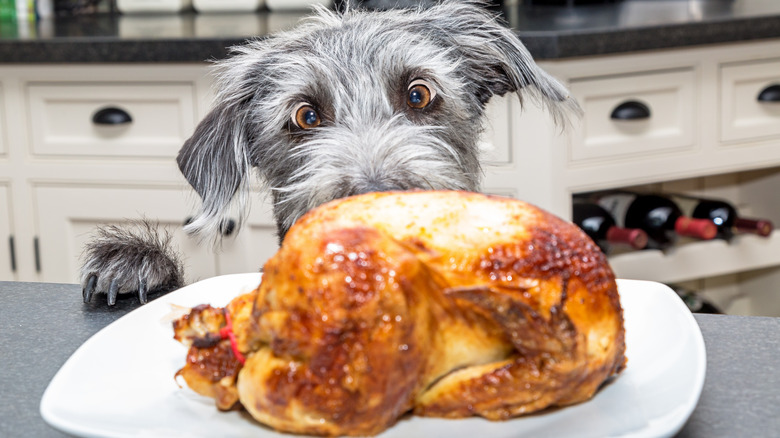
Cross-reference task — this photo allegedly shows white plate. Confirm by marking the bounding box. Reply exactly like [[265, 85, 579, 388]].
[[41, 275, 706, 438]]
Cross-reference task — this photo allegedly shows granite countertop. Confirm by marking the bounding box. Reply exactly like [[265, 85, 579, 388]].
[[1, 0, 780, 63], [1, 280, 779, 437]]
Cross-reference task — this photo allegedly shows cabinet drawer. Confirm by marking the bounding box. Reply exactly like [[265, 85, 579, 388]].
[[720, 59, 780, 143], [27, 83, 197, 159], [568, 69, 696, 163]]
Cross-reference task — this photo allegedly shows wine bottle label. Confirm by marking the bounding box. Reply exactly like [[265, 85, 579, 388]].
[[595, 193, 635, 228]]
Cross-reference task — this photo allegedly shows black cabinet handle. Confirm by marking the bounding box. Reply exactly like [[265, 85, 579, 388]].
[[610, 101, 651, 121], [92, 107, 133, 125], [34, 237, 41, 273], [8, 236, 16, 273], [757, 84, 780, 103], [220, 219, 236, 237]]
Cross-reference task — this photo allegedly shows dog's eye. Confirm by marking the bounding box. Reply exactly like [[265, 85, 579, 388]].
[[407, 79, 436, 109], [292, 103, 321, 129]]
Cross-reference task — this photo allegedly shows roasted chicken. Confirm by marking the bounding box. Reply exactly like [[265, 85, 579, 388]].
[[173, 190, 626, 436]]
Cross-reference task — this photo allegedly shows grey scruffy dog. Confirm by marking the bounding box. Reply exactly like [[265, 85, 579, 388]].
[[80, 0, 581, 306]]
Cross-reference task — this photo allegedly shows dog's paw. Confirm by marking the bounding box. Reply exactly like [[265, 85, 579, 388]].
[[80, 220, 184, 306]]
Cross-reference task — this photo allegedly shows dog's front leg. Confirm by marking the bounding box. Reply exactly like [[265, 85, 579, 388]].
[[80, 220, 184, 306]]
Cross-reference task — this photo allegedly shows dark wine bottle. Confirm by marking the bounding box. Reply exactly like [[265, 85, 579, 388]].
[[572, 200, 648, 253], [691, 198, 773, 240], [596, 192, 717, 250], [670, 285, 724, 314]]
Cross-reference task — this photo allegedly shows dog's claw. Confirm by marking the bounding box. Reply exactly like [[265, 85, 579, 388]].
[[80, 221, 184, 307], [83, 274, 97, 304], [138, 279, 148, 305], [107, 279, 119, 306]]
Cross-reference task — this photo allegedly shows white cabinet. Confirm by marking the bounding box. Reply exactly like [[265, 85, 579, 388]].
[[0, 184, 14, 281], [567, 69, 696, 163], [0, 64, 286, 285], [34, 185, 218, 285], [27, 82, 197, 159], [0, 65, 202, 283], [215, 193, 279, 276], [3, 38, 780, 316], [480, 97, 512, 165], [0, 82, 14, 281], [0, 63, 511, 285], [517, 39, 780, 316], [720, 58, 780, 143], [0, 82, 6, 158]]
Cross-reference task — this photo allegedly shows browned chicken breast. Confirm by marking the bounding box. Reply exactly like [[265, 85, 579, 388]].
[[174, 190, 626, 436]]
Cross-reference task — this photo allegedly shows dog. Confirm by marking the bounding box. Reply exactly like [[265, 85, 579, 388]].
[[80, 0, 581, 306]]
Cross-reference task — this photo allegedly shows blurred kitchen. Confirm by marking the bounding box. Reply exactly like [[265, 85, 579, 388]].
[[1, 0, 780, 317]]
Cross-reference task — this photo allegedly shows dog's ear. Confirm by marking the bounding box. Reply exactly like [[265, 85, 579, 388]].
[[177, 91, 252, 240], [428, 1, 582, 126]]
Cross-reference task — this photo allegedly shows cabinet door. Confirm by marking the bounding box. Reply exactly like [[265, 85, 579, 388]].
[[216, 196, 279, 276], [0, 185, 14, 281], [34, 185, 218, 285], [0, 83, 6, 158], [480, 95, 511, 165]]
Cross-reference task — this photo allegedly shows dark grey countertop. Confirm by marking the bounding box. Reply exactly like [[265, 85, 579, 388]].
[[1, 280, 779, 437], [1, 0, 780, 63]]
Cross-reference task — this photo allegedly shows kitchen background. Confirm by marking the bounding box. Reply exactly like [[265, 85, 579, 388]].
[[1, 0, 779, 317]]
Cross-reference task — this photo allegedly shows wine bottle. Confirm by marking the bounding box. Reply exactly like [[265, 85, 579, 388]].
[[596, 192, 717, 250], [670, 285, 724, 314], [572, 200, 648, 253], [690, 198, 773, 240]]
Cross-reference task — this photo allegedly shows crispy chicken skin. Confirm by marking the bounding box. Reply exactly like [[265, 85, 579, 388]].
[[173, 190, 626, 436]]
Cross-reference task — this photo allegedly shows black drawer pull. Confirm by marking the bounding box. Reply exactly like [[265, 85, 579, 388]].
[[757, 84, 780, 103], [92, 107, 133, 125], [220, 219, 236, 237], [610, 101, 651, 121], [8, 236, 16, 273]]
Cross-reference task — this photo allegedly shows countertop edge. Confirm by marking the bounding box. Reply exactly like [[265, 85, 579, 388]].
[[2, 14, 780, 63], [526, 15, 780, 59]]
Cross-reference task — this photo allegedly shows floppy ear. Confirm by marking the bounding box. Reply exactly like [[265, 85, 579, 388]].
[[428, 1, 582, 126], [177, 93, 252, 239]]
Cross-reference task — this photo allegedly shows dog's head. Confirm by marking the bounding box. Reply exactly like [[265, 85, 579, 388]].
[[177, 0, 580, 241]]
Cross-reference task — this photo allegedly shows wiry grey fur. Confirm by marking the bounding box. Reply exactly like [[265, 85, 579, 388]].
[[81, 0, 581, 306], [177, 0, 579, 240], [81, 221, 184, 305]]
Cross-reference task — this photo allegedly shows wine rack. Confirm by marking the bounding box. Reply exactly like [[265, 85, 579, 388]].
[[579, 166, 780, 316], [484, 38, 780, 317]]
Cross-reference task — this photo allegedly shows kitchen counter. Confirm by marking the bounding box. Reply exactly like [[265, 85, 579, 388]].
[[1, 0, 780, 62], [1, 280, 778, 437]]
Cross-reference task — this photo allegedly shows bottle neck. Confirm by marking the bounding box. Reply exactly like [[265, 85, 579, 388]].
[[734, 218, 774, 237], [606, 226, 648, 249]]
